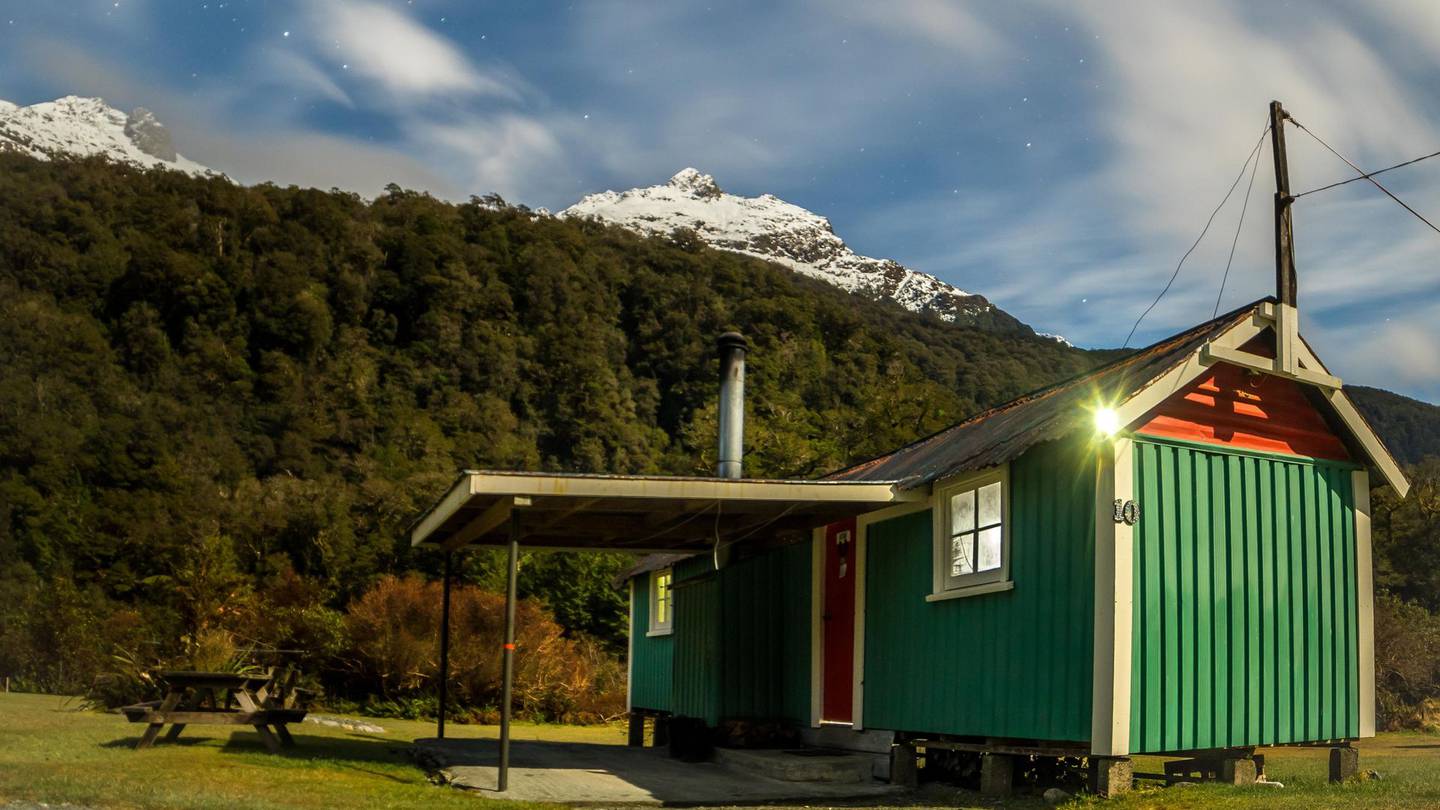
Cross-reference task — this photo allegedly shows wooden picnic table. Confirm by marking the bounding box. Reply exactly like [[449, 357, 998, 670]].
[[122, 670, 308, 752]]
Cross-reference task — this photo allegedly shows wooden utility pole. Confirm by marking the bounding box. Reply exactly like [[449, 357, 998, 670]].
[[1270, 100, 1300, 374], [1200, 101, 1339, 389], [1270, 100, 1296, 307]]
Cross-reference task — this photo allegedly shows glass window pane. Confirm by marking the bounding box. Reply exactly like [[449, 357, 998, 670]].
[[977, 526, 1003, 572], [950, 533, 975, 577], [950, 490, 976, 534], [654, 572, 671, 625], [977, 481, 1002, 527]]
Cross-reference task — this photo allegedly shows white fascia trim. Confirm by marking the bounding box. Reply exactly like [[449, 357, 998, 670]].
[[1113, 312, 1267, 429], [1354, 469, 1377, 737], [412, 474, 922, 546], [1108, 306, 1408, 499], [1090, 436, 1134, 757]]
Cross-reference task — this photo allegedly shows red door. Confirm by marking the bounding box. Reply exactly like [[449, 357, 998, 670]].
[[821, 518, 857, 723]]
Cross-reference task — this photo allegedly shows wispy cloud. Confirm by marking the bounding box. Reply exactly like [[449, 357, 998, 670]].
[[260, 49, 354, 108], [3, 0, 1436, 400], [409, 113, 566, 201], [304, 0, 519, 101], [827, 0, 1011, 59]]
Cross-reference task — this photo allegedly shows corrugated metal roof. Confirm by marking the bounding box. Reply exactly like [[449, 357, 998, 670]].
[[614, 552, 694, 587], [827, 299, 1271, 487]]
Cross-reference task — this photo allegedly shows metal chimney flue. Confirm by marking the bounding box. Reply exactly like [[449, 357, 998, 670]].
[[716, 332, 747, 479]]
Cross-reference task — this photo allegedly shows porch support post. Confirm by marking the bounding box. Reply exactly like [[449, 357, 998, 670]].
[[498, 508, 521, 792], [438, 550, 453, 739]]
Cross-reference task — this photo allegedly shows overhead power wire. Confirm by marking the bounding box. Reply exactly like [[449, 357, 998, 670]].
[[1294, 147, 1440, 199], [1123, 121, 1270, 349], [1214, 127, 1266, 317], [1290, 118, 1440, 236]]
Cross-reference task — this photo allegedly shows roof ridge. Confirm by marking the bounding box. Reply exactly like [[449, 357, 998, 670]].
[[825, 297, 1271, 481]]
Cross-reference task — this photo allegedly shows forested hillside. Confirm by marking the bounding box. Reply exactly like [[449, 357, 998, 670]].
[[1351, 386, 1440, 465], [1, 154, 1436, 724], [0, 154, 1103, 705]]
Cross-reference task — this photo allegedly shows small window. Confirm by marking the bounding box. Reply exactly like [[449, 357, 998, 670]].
[[932, 468, 1010, 596], [648, 568, 673, 635]]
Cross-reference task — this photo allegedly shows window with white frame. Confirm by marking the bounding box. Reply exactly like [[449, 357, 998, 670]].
[[932, 468, 1010, 596], [648, 568, 673, 635]]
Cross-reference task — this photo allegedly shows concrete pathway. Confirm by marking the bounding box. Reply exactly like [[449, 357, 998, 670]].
[[415, 738, 907, 805]]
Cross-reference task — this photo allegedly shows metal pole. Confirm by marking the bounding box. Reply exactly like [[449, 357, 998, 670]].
[[498, 509, 520, 792], [715, 332, 747, 479], [438, 550, 452, 739]]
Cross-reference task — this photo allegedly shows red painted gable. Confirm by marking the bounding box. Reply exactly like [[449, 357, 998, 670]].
[[1135, 352, 1351, 461]]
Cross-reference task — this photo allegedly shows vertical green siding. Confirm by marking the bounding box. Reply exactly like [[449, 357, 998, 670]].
[[861, 439, 1096, 741], [672, 566, 721, 724], [628, 576, 674, 712], [1130, 439, 1359, 753], [717, 543, 813, 722], [669, 544, 813, 725], [777, 541, 814, 724]]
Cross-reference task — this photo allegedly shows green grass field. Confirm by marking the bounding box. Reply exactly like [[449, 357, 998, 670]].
[[0, 692, 612, 810], [2, 691, 1439, 809]]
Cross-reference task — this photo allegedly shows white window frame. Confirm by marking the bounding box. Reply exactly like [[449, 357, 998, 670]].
[[647, 567, 674, 636], [928, 465, 1013, 601]]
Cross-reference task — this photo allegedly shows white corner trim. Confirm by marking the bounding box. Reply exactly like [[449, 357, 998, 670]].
[[851, 518, 868, 731], [1090, 436, 1134, 757], [626, 580, 634, 712], [809, 526, 824, 728], [1354, 468, 1376, 738], [924, 580, 1014, 602]]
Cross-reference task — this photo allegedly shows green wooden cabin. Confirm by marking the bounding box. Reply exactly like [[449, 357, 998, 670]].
[[624, 299, 1410, 764]]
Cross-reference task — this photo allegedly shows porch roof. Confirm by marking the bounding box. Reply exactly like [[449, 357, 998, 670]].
[[408, 470, 921, 552]]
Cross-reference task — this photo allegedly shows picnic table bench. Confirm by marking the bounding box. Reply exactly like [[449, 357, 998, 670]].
[[122, 670, 310, 752]]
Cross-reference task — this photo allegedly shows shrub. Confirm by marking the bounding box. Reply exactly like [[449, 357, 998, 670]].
[[343, 574, 624, 723], [1375, 591, 1440, 730]]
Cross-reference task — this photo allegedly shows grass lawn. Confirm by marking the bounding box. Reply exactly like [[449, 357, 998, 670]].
[[2, 691, 1440, 809], [0, 691, 617, 810], [1074, 734, 1440, 810]]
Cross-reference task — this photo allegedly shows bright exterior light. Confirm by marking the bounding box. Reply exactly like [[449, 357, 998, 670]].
[[1095, 407, 1121, 437]]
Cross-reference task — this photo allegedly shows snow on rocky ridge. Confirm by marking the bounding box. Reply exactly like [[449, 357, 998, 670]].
[[563, 168, 1039, 335], [0, 96, 212, 176]]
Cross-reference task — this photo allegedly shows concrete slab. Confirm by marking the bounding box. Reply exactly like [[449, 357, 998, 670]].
[[711, 747, 875, 783], [415, 738, 907, 806]]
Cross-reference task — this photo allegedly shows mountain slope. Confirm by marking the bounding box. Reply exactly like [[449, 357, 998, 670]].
[[0, 96, 211, 176], [1350, 386, 1440, 465], [563, 168, 1040, 336]]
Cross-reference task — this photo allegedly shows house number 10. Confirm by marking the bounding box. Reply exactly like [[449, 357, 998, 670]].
[[1113, 499, 1140, 526]]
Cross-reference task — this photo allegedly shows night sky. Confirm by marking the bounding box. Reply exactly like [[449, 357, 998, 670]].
[[2, 1, 1439, 401]]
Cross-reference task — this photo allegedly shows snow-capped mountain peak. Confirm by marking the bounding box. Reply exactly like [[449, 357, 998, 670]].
[[0, 95, 212, 176], [562, 169, 1034, 334], [667, 167, 724, 199]]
